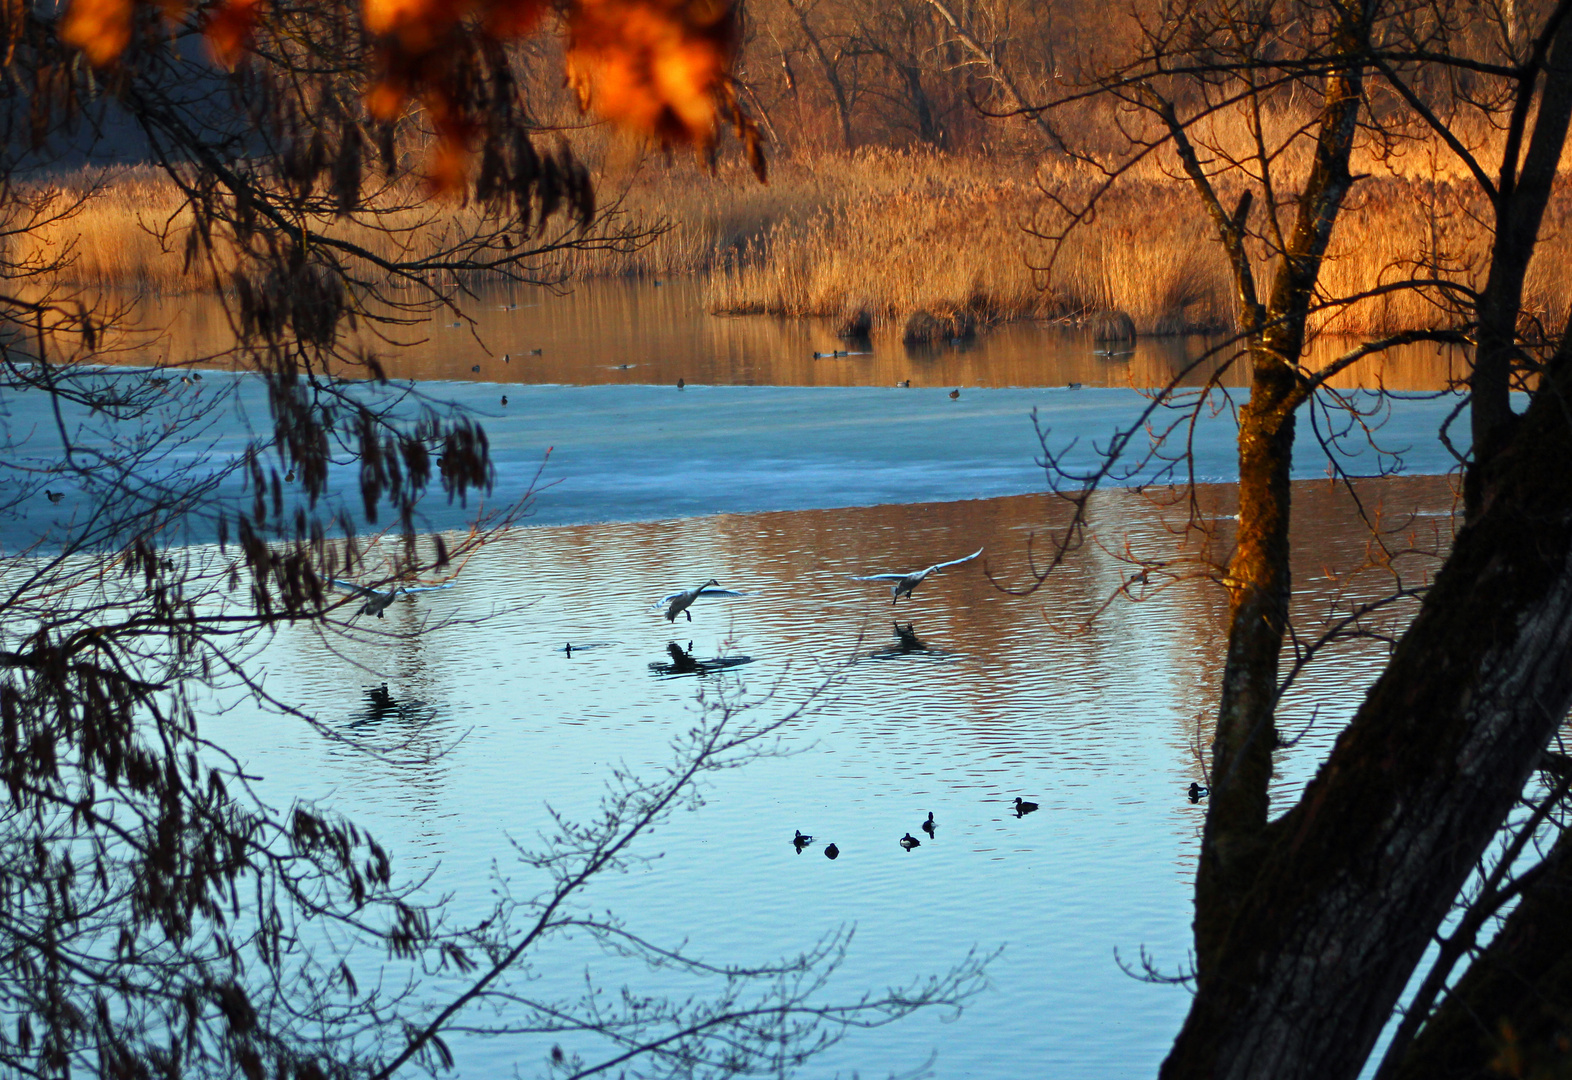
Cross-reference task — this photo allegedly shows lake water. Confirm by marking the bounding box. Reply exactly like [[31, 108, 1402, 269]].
[[23, 280, 1467, 1077]]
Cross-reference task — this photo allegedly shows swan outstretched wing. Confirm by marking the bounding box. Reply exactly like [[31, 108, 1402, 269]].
[[926, 547, 984, 573], [397, 582, 455, 594], [330, 579, 381, 598], [696, 588, 747, 598]]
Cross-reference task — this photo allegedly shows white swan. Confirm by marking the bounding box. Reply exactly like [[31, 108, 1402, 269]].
[[654, 579, 724, 622], [653, 580, 750, 622], [331, 578, 454, 619], [851, 548, 983, 603]]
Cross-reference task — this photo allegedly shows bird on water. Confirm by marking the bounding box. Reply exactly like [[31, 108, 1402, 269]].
[[824, 843, 839, 860], [654, 579, 721, 622], [44, 490, 64, 503], [949, 388, 960, 399], [922, 811, 936, 837], [794, 830, 813, 853], [852, 548, 984, 603], [1188, 782, 1209, 803], [900, 833, 921, 851], [1013, 796, 1039, 816]]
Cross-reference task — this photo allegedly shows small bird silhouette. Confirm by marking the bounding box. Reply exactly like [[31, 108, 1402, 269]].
[[824, 843, 839, 860], [949, 388, 960, 399], [1066, 382, 1083, 390], [44, 490, 64, 503], [503, 354, 510, 362], [677, 378, 686, 390], [529, 348, 543, 356], [900, 833, 921, 851], [793, 829, 813, 853], [501, 395, 508, 406], [1013, 796, 1039, 816], [922, 811, 936, 837], [285, 469, 295, 482], [1188, 782, 1209, 803], [897, 379, 912, 387], [471, 364, 481, 373]]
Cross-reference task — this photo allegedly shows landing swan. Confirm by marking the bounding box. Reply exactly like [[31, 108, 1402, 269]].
[[852, 548, 983, 602]]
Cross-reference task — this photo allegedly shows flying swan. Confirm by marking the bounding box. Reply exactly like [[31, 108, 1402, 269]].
[[653, 580, 752, 622], [331, 579, 454, 619], [851, 548, 983, 603]]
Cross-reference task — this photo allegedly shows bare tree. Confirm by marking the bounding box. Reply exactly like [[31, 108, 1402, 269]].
[[1006, 0, 1572, 1072]]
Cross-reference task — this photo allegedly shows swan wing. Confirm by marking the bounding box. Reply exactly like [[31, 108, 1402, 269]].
[[927, 547, 984, 573], [696, 588, 748, 598], [329, 579, 380, 598], [654, 589, 690, 608], [397, 581, 456, 594], [851, 573, 909, 582]]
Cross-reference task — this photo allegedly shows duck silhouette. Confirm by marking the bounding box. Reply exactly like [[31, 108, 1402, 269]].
[[1013, 796, 1039, 816], [900, 833, 921, 851], [793, 829, 813, 853], [949, 388, 959, 399], [44, 490, 64, 503], [1188, 782, 1209, 803], [824, 843, 839, 860], [922, 811, 936, 837]]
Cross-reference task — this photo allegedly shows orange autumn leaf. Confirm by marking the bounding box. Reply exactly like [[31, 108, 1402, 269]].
[[60, 0, 134, 66], [564, 0, 737, 148], [204, 0, 264, 68]]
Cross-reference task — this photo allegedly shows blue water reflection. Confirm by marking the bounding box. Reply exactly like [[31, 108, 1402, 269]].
[[203, 480, 1453, 1078]]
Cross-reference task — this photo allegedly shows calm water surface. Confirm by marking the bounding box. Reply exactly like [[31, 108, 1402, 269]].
[[178, 281, 1460, 1077]]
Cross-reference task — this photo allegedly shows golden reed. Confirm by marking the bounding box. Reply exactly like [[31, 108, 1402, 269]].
[[13, 145, 1572, 340]]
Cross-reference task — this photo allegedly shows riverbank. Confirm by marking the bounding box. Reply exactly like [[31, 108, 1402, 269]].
[[16, 150, 1572, 340]]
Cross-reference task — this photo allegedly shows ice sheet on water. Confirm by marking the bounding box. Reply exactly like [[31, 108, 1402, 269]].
[[1, 373, 1470, 550]]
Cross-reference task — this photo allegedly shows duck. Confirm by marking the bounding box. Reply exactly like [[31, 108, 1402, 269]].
[[793, 829, 813, 852], [1188, 782, 1209, 803], [1013, 796, 1039, 816], [529, 348, 543, 356], [44, 490, 64, 503], [824, 843, 839, 860], [501, 395, 508, 406], [922, 811, 936, 837], [1066, 381, 1083, 390], [852, 547, 983, 603], [470, 364, 481, 373], [900, 833, 921, 851], [949, 388, 960, 399], [677, 378, 686, 390], [654, 579, 720, 623]]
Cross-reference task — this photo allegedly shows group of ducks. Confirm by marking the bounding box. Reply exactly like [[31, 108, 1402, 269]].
[[654, 547, 985, 621], [795, 800, 1041, 860]]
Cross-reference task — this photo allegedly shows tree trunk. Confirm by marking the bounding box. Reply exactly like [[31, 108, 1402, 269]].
[[1162, 353, 1572, 1080]]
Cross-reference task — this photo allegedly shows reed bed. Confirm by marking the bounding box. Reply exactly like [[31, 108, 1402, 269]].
[[13, 146, 1572, 342]]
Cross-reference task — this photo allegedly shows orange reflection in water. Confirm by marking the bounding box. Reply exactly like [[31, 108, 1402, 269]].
[[109, 278, 1467, 392]]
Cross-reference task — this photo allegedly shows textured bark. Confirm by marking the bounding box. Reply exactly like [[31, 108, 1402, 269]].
[[1392, 823, 1572, 1080], [1161, 361, 1572, 1080], [1189, 7, 1368, 971]]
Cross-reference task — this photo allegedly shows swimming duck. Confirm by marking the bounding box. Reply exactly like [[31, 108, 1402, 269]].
[[1013, 796, 1039, 816], [922, 811, 936, 837], [900, 833, 921, 851], [1188, 782, 1209, 803], [824, 843, 839, 860], [852, 548, 983, 603], [949, 388, 959, 399], [44, 490, 64, 503], [793, 829, 813, 853]]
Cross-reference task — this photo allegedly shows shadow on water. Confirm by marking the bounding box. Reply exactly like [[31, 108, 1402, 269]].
[[865, 621, 958, 663], [345, 682, 436, 730], [647, 640, 756, 678]]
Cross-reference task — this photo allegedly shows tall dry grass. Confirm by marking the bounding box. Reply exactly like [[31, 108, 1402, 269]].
[[14, 140, 1572, 342]]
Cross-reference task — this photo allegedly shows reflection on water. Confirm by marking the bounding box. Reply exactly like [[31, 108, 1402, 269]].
[[207, 475, 1454, 1079], [122, 278, 1467, 391]]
